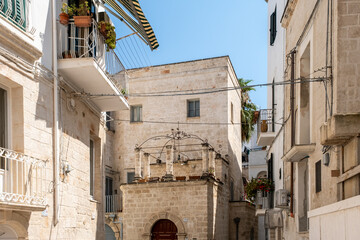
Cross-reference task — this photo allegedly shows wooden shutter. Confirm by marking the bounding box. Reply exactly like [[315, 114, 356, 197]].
[[270, 8, 276, 45], [316, 160, 322, 192]]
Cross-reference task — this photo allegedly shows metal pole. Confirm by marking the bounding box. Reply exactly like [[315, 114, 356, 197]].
[[52, 0, 60, 225]]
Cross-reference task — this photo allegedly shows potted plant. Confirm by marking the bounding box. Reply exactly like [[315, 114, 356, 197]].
[[245, 178, 274, 203], [59, 3, 73, 25], [261, 120, 268, 132], [73, 1, 91, 27], [176, 176, 186, 181], [62, 50, 72, 59], [120, 88, 127, 99], [98, 21, 107, 38]]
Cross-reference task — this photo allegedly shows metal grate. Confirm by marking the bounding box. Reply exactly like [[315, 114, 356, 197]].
[[0, 0, 26, 31]]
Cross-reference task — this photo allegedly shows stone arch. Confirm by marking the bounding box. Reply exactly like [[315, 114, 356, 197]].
[[0, 221, 27, 240], [105, 218, 120, 239], [105, 218, 121, 240], [143, 212, 186, 240], [257, 171, 267, 179]]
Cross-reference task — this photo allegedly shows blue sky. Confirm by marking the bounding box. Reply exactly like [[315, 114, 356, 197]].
[[112, 0, 268, 108]]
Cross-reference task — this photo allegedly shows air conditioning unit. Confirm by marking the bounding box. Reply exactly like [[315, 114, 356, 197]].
[[264, 209, 283, 229], [275, 189, 289, 208]]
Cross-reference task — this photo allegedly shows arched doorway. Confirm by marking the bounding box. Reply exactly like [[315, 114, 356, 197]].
[[151, 219, 178, 240], [0, 224, 18, 240], [105, 224, 116, 240]]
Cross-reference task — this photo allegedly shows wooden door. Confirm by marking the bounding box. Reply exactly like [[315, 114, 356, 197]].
[[151, 219, 178, 240]]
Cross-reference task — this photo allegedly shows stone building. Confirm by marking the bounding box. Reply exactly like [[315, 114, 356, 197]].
[[104, 57, 258, 239], [259, 0, 360, 239], [0, 0, 158, 239]]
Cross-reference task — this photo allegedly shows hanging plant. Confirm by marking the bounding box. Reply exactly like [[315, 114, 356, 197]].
[[245, 178, 274, 201], [98, 21, 116, 51]]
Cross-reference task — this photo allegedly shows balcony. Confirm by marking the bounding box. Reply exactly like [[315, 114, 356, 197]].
[[255, 190, 269, 216], [0, 147, 47, 211], [58, 19, 129, 111], [256, 109, 276, 146], [105, 194, 122, 214]]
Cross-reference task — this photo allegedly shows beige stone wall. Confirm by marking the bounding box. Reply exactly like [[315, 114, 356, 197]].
[[0, 52, 109, 239], [120, 180, 229, 240], [281, 0, 360, 239], [113, 57, 243, 198], [228, 201, 257, 240]]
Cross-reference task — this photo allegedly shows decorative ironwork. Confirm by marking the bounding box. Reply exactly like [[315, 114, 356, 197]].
[[135, 128, 215, 163], [0, 0, 27, 31], [0, 147, 47, 208]]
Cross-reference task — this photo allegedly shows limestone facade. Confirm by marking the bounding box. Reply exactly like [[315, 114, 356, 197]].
[[0, 1, 124, 239], [106, 57, 258, 239], [261, 0, 360, 239]]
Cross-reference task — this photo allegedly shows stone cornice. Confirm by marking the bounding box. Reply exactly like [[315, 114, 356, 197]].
[[0, 16, 42, 63], [281, 0, 298, 28]]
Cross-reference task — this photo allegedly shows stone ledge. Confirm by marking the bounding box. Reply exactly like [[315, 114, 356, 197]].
[[282, 144, 316, 162], [308, 195, 360, 218], [0, 17, 42, 63], [281, 0, 299, 28], [320, 113, 360, 145]]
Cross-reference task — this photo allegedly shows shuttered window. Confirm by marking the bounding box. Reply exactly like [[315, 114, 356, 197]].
[[0, 88, 7, 169], [270, 8, 276, 45], [130, 105, 142, 122], [0, 0, 26, 30], [316, 160, 322, 193], [187, 99, 200, 117]]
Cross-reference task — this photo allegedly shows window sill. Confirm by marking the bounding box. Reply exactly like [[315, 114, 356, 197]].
[[89, 197, 99, 203], [187, 116, 200, 119], [130, 121, 143, 124]]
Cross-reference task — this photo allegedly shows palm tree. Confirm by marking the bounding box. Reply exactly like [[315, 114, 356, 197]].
[[239, 78, 257, 142]]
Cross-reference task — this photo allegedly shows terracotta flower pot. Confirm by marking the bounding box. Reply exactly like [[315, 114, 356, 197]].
[[73, 16, 91, 27], [62, 51, 72, 59], [189, 176, 201, 180], [99, 22, 107, 38], [59, 12, 69, 25], [261, 120, 268, 132], [176, 176, 186, 181]]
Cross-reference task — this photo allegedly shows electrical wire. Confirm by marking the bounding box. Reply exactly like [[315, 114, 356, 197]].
[[123, 37, 142, 67], [114, 118, 241, 125], [77, 76, 327, 98], [129, 35, 146, 67]]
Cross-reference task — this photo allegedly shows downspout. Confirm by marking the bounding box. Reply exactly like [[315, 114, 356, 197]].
[[290, 50, 296, 217], [52, 0, 60, 225]]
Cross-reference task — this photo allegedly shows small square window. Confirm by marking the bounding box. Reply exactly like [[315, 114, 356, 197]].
[[130, 105, 142, 122], [187, 99, 200, 117], [127, 172, 135, 183]]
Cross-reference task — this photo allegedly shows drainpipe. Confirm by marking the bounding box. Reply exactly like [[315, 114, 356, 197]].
[[290, 50, 296, 217], [52, 0, 60, 225]]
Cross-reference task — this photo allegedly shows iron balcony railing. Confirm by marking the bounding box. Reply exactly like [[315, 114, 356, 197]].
[[0, 147, 47, 208], [58, 19, 127, 93], [105, 194, 122, 213], [0, 0, 26, 30], [257, 109, 275, 138]]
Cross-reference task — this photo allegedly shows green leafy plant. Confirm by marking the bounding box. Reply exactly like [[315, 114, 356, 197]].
[[120, 88, 127, 96], [74, 1, 90, 16], [61, 3, 74, 17], [245, 178, 274, 201], [239, 78, 257, 142], [98, 21, 116, 51]]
